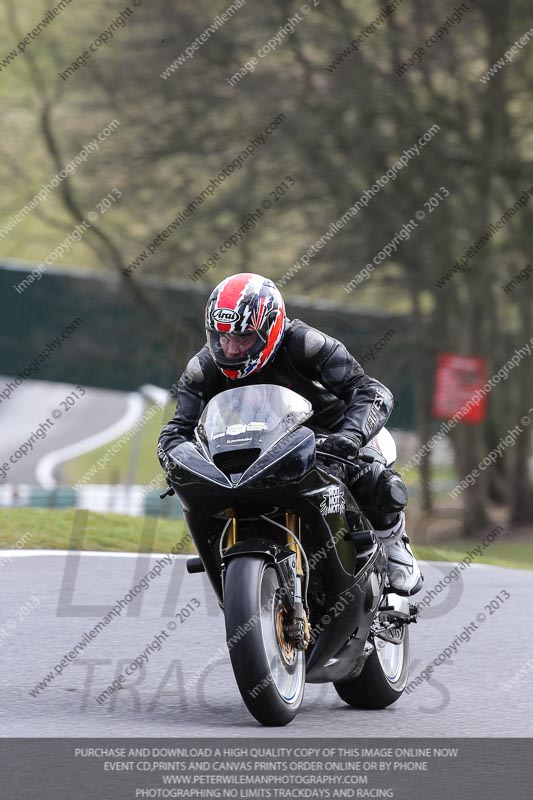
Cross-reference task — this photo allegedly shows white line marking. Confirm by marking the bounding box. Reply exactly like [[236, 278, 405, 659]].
[[0, 550, 191, 558], [0, 553, 517, 570], [421, 561, 495, 569], [35, 393, 145, 490]]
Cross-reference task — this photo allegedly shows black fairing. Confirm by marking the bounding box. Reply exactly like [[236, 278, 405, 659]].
[[168, 424, 387, 683]]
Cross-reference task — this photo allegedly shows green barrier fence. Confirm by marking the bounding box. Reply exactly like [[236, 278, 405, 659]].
[[0, 261, 416, 428]]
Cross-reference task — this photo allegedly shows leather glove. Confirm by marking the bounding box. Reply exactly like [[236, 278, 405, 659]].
[[157, 442, 174, 487], [322, 459, 349, 483], [319, 432, 362, 463]]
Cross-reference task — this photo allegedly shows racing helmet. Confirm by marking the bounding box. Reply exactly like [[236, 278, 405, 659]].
[[205, 273, 286, 379]]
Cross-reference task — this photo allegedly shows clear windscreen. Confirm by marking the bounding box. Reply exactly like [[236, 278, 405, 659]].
[[199, 384, 313, 444]]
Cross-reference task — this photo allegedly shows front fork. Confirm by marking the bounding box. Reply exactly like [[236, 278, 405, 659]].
[[221, 511, 310, 650], [282, 512, 310, 650]]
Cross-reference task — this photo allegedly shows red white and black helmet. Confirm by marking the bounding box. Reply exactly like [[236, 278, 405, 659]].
[[205, 273, 286, 379]]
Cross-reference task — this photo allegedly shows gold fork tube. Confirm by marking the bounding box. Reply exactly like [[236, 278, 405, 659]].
[[226, 515, 237, 548], [285, 512, 302, 575]]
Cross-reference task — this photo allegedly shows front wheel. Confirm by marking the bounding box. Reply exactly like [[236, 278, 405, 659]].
[[224, 555, 306, 726], [333, 593, 410, 709]]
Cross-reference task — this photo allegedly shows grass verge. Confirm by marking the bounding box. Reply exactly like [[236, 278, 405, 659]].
[[413, 540, 533, 571], [1, 508, 531, 569], [0, 508, 193, 554]]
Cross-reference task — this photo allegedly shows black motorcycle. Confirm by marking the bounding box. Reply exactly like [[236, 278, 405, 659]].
[[164, 384, 418, 726]]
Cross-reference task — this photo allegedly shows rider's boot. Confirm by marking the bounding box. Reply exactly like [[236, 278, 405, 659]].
[[374, 512, 423, 596]]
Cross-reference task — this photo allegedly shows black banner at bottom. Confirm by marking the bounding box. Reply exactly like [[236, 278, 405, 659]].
[[1, 738, 530, 800]]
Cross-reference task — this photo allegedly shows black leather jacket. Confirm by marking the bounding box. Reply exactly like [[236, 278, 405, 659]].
[[157, 319, 394, 470]]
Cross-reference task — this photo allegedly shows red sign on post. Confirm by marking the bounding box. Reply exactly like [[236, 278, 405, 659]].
[[432, 353, 487, 423]]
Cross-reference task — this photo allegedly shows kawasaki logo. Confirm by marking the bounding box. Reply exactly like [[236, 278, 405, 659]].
[[212, 308, 239, 323]]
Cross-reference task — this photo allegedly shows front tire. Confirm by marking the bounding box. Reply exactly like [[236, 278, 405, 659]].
[[224, 555, 306, 726], [334, 593, 410, 709]]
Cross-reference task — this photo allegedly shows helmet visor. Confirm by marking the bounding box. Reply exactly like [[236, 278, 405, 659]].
[[207, 329, 265, 369]]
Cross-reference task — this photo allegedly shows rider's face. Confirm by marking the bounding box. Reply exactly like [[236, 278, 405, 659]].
[[219, 331, 258, 359]]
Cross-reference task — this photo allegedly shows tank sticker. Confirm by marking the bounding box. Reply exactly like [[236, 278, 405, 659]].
[[320, 485, 346, 515]]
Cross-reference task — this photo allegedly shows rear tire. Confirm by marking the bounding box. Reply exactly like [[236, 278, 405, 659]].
[[334, 594, 409, 709], [224, 555, 305, 726]]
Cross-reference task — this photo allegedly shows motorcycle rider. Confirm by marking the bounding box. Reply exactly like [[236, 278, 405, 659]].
[[157, 272, 423, 596]]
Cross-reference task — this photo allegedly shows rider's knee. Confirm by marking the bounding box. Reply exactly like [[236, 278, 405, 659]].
[[376, 468, 408, 514], [352, 462, 407, 514]]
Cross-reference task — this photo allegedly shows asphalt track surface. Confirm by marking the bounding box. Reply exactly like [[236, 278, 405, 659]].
[[1, 552, 531, 737], [0, 379, 133, 484]]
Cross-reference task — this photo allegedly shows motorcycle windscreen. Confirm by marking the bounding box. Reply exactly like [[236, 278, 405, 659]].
[[199, 384, 313, 462]]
